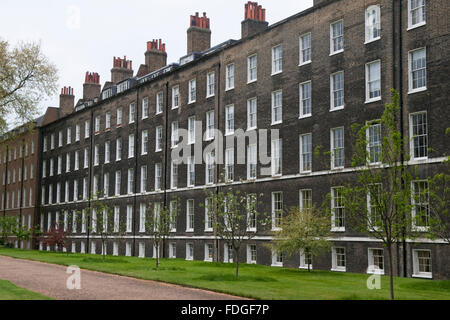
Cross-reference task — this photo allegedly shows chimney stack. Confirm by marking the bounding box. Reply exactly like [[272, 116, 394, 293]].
[[83, 72, 101, 101], [59, 86, 74, 117], [241, 2, 268, 38], [145, 39, 167, 73], [187, 12, 211, 54], [111, 56, 134, 84]]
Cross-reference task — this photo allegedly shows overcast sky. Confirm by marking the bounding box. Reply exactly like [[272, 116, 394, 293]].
[[0, 0, 313, 115]]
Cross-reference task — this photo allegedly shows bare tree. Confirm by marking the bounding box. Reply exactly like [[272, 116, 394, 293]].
[[203, 187, 268, 278]]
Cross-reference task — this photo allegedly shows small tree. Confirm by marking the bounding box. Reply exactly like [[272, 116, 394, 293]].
[[76, 192, 125, 261], [270, 207, 332, 272], [0, 216, 17, 246], [340, 90, 416, 300], [204, 187, 268, 278], [39, 223, 71, 253], [146, 199, 179, 269], [427, 156, 450, 243]]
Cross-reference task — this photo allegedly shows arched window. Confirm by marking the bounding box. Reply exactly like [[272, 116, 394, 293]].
[[365, 5, 381, 43]]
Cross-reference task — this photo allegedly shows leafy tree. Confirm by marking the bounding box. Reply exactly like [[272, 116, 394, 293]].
[[203, 187, 268, 278], [77, 192, 126, 261], [38, 223, 71, 253], [0, 216, 17, 246], [270, 206, 332, 272], [427, 155, 450, 243], [0, 39, 58, 133], [145, 199, 180, 269], [339, 89, 418, 300]]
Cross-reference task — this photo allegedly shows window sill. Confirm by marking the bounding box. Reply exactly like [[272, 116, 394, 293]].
[[271, 121, 283, 126], [299, 170, 312, 175], [271, 264, 283, 268], [156, 111, 163, 116], [186, 229, 194, 233], [247, 127, 257, 132], [271, 71, 282, 76], [329, 49, 344, 56], [365, 97, 382, 104], [299, 265, 313, 270], [172, 106, 179, 110], [412, 273, 432, 279], [407, 22, 426, 31], [205, 228, 213, 233], [299, 61, 311, 67], [412, 226, 430, 232], [206, 94, 215, 99], [299, 114, 312, 120], [367, 269, 385, 275], [408, 87, 427, 95], [225, 87, 234, 92], [331, 227, 345, 232], [331, 267, 346, 272], [330, 106, 344, 112], [224, 132, 235, 137], [364, 37, 381, 45], [188, 101, 196, 105], [247, 79, 257, 85], [155, 149, 162, 153]]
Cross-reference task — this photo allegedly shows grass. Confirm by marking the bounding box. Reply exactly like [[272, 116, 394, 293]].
[[0, 247, 449, 300], [0, 279, 52, 300]]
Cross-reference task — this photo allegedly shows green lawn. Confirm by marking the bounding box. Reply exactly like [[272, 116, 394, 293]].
[[0, 279, 52, 300], [0, 247, 449, 300]]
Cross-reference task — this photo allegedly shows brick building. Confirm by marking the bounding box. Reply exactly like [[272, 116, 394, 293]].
[[37, 0, 449, 279]]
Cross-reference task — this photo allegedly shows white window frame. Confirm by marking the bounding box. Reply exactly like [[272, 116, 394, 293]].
[[271, 250, 283, 267], [141, 130, 148, 155], [365, 60, 382, 103], [188, 116, 195, 145], [299, 32, 312, 66], [299, 133, 312, 173], [188, 79, 196, 104], [367, 248, 385, 275], [247, 244, 257, 264], [247, 98, 257, 130], [271, 90, 283, 125], [271, 139, 282, 177], [155, 126, 163, 152], [247, 54, 258, 83], [225, 63, 235, 91], [331, 127, 345, 169], [409, 111, 428, 160], [411, 180, 430, 232], [332, 247, 346, 272], [206, 72, 215, 98], [172, 85, 179, 109], [186, 243, 194, 261], [408, 47, 427, 94], [142, 97, 149, 119], [365, 5, 381, 44], [271, 45, 283, 75], [299, 80, 312, 118], [225, 105, 234, 135], [156, 91, 163, 114], [129, 103, 136, 124], [330, 71, 345, 111], [299, 249, 313, 270], [412, 249, 432, 279], [247, 144, 257, 180], [271, 192, 283, 231], [331, 187, 345, 232], [330, 19, 344, 55], [407, 0, 426, 30]]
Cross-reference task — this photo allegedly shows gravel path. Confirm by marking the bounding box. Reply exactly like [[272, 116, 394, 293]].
[[0, 256, 244, 300]]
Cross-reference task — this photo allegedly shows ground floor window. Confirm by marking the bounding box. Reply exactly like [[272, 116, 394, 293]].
[[71, 242, 76, 253], [91, 241, 96, 254], [368, 248, 384, 274], [81, 241, 86, 254], [113, 242, 119, 256], [332, 247, 346, 272], [272, 250, 283, 267], [299, 249, 313, 270], [125, 242, 131, 257], [205, 243, 213, 262], [186, 243, 194, 261], [169, 243, 177, 259], [139, 242, 145, 258], [413, 249, 432, 278], [224, 244, 233, 263], [247, 245, 257, 264]]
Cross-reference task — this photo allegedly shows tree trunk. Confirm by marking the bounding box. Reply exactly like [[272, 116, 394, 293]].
[[387, 243, 395, 300], [234, 247, 239, 278], [156, 241, 160, 270]]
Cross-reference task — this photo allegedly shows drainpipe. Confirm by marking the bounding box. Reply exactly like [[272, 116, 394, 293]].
[[86, 109, 95, 252], [132, 89, 140, 257], [162, 81, 170, 258], [214, 61, 222, 263], [3, 146, 8, 217]]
